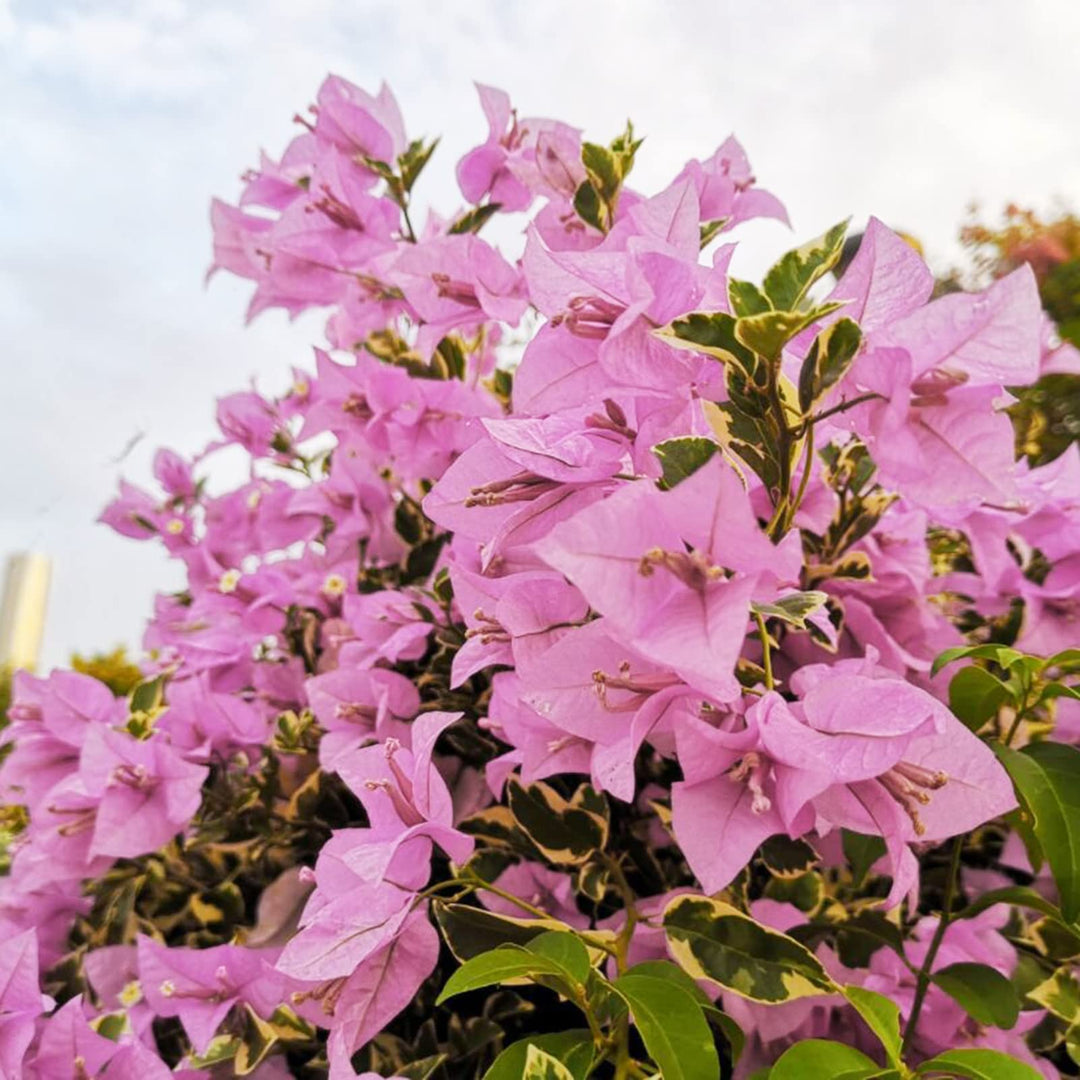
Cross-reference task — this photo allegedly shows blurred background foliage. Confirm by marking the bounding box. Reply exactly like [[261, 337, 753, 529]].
[[946, 204, 1080, 466]]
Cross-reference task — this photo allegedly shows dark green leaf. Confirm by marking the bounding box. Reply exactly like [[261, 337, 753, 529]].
[[760, 835, 818, 878], [842, 830, 887, 888], [729, 279, 772, 317], [932, 962, 1020, 1029], [763, 219, 849, 311], [613, 973, 720, 1080], [994, 742, 1080, 922], [653, 436, 721, 488], [572, 180, 604, 232], [834, 911, 906, 969]]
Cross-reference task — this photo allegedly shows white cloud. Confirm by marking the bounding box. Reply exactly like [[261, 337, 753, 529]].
[[1, 0, 1078, 665]]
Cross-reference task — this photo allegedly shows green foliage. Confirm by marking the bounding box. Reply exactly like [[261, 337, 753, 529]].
[[914, 1048, 1043, 1079], [762, 219, 850, 311], [653, 436, 720, 488], [798, 317, 863, 412], [573, 121, 642, 233], [663, 895, 836, 1003], [768, 1039, 879, 1080], [931, 963, 1020, 1030], [482, 1032, 593, 1080], [994, 742, 1080, 922]]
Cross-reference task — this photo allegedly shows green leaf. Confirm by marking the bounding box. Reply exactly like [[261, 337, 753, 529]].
[[663, 895, 836, 1004], [915, 1048, 1043, 1079], [1068, 1022, 1080, 1068], [842, 830, 887, 888], [734, 304, 844, 363], [768, 1039, 878, 1080], [523, 1046, 577, 1080], [625, 960, 745, 1062], [841, 985, 904, 1066], [662, 311, 759, 373], [798, 317, 862, 412], [449, 202, 503, 235], [1045, 648, 1080, 673], [994, 741, 1080, 922], [931, 962, 1019, 1029], [653, 437, 720, 488], [398, 136, 440, 192], [507, 779, 609, 866], [482, 1031, 594, 1080], [834, 911, 906, 969], [1027, 967, 1080, 1023], [525, 930, 592, 988], [954, 885, 1063, 924], [572, 180, 605, 233], [700, 218, 730, 248], [751, 591, 828, 630], [130, 673, 167, 714], [729, 279, 772, 317], [763, 219, 849, 311], [931, 644, 1025, 678], [760, 835, 818, 878], [1030, 915, 1080, 960], [762, 870, 822, 913], [948, 666, 1010, 729], [433, 902, 574, 962], [613, 973, 720, 1080], [435, 944, 571, 1004]]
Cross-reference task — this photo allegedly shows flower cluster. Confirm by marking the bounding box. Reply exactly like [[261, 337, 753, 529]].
[[1, 76, 1079, 1079]]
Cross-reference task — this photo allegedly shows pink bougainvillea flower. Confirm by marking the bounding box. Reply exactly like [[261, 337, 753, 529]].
[[0, 931, 50, 1080], [305, 666, 420, 770], [79, 727, 208, 860], [537, 456, 801, 700], [137, 936, 286, 1054], [673, 654, 1015, 906]]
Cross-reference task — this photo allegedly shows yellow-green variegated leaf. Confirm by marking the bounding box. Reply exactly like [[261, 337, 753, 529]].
[[662, 895, 836, 1004], [1027, 967, 1080, 1023], [506, 779, 609, 866], [763, 219, 850, 311], [797, 317, 862, 412], [524, 1046, 578, 1080], [734, 303, 844, 364]]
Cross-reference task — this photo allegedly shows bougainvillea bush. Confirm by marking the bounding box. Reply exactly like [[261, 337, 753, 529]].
[[4, 76, 1080, 1080]]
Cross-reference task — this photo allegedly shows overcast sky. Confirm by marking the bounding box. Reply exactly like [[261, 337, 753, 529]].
[[2, 0, 1078, 669]]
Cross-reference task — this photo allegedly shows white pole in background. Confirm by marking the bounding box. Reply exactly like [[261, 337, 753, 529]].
[[0, 553, 52, 671]]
